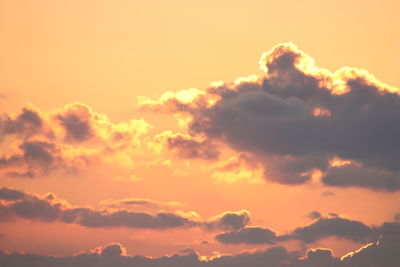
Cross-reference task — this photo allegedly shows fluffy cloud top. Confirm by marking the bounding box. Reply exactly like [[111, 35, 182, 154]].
[[139, 43, 400, 191], [0, 102, 152, 177]]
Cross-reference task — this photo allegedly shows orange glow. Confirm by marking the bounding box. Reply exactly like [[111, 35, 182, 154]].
[[0, 0, 399, 264]]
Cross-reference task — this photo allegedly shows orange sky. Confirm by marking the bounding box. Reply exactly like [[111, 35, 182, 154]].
[[0, 0, 400, 265]]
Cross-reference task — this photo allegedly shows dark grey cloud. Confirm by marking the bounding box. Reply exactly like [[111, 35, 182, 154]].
[[99, 243, 126, 257], [341, 223, 400, 267], [0, 140, 63, 177], [215, 214, 391, 246], [9, 197, 63, 222], [215, 226, 277, 244], [0, 233, 399, 267], [205, 210, 250, 231], [143, 43, 400, 190], [300, 248, 340, 267], [0, 187, 27, 201], [0, 187, 248, 231], [322, 165, 400, 192], [56, 112, 92, 142], [282, 216, 373, 243], [0, 108, 43, 138], [62, 208, 195, 229], [304, 211, 322, 220]]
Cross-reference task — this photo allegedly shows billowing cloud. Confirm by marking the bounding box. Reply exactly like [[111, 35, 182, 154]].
[[139, 43, 400, 190], [55, 104, 94, 142], [0, 102, 153, 178], [0, 107, 44, 138], [0, 140, 65, 177]]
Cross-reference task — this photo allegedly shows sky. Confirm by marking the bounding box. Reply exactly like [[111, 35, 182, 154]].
[[0, 0, 400, 266]]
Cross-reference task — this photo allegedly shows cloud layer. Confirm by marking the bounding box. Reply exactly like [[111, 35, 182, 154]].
[[215, 214, 398, 246], [0, 187, 249, 231], [1, 234, 399, 267]]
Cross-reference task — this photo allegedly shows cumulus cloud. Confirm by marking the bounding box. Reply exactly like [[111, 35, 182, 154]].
[[0, 102, 153, 178], [0, 107, 44, 138], [139, 43, 400, 190], [55, 104, 94, 142]]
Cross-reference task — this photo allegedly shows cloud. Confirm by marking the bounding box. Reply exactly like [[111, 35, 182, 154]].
[[55, 103, 94, 142], [304, 211, 322, 220], [165, 133, 220, 160], [300, 248, 340, 267], [89, 243, 127, 257], [1, 232, 399, 267], [282, 215, 373, 243], [215, 214, 388, 245], [101, 197, 183, 210], [0, 107, 44, 138], [0, 140, 69, 177], [0, 187, 248, 231], [0, 102, 153, 178], [62, 208, 195, 229], [0, 187, 27, 201], [139, 43, 400, 191], [322, 164, 400, 192], [205, 210, 250, 231], [215, 226, 277, 244], [341, 223, 400, 267]]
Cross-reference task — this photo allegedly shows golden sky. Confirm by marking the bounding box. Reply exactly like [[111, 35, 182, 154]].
[[0, 1, 399, 266]]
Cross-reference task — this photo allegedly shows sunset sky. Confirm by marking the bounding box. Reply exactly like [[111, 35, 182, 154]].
[[1, 1, 400, 266]]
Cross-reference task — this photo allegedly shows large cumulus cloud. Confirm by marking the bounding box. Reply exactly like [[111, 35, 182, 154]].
[[139, 43, 400, 190]]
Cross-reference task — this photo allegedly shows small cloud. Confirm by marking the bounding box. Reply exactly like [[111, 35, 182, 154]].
[[304, 211, 321, 220]]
